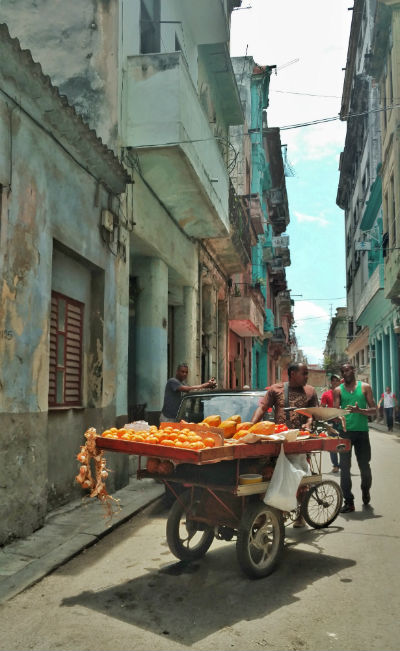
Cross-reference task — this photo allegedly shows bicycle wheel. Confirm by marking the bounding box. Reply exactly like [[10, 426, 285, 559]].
[[236, 502, 284, 579], [166, 490, 214, 561], [301, 480, 343, 528]]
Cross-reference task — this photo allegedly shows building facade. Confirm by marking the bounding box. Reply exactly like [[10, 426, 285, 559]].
[[0, 24, 130, 544], [337, 0, 399, 399], [231, 56, 293, 389], [2, 1, 248, 427]]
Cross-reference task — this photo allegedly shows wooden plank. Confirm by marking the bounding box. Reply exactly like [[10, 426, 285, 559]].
[[96, 436, 235, 464]]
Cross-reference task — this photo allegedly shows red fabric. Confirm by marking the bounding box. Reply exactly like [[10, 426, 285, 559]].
[[321, 389, 334, 408]]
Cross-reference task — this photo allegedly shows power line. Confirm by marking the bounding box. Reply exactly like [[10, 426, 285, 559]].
[[272, 90, 341, 99], [279, 102, 400, 131]]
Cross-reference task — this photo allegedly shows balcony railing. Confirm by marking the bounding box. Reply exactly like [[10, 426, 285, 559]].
[[270, 326, 286, 343]]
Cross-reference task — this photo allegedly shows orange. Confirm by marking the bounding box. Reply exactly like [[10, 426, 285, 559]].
[[160, 439, 174, 446], [204, 437, 215, 448]]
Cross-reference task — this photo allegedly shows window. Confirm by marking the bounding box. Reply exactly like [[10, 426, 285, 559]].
[[140, 0, 160, 54], [49, 291, 84, 407]]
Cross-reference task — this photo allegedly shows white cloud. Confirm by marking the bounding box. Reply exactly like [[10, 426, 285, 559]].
[[295, 211, 329, 227], [294, 301, 330, 326], [301, 346, 325, 365]]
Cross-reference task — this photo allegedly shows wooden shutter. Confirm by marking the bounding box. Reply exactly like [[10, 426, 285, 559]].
[[49, 291, 84, 407]]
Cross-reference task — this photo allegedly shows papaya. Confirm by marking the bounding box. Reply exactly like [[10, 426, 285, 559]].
[[219, 419, 238, 438], [228, 414, 241, 424], [233, 429, 250, 440], [237, 421, 253, 430], [201, 414, 221, 427], [248, 421, 275, 435]]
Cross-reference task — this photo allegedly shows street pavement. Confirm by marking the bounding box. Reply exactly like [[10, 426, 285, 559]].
[[0, 478, 164, 605], [0, 420, 398, 607]]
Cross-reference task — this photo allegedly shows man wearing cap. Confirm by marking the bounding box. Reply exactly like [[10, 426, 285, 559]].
[[321, 374, 342, 472]]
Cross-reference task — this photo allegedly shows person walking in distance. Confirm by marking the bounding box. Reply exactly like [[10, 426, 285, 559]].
[[378, 387, 397, 431], [321, 374, 341, 473], [333, 362, 377, 512]]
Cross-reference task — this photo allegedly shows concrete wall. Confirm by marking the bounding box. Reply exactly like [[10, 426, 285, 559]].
[[0, 76, 128, 544], [1, 0, 120, 149]]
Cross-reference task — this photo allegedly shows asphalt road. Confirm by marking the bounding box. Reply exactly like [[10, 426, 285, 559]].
[[0, 427, 399, 651]]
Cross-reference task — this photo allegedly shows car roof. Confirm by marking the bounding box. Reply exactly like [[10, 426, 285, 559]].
[[180, 389, 265, 398]]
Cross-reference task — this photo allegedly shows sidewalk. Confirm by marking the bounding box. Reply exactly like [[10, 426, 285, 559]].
[[0, 478, 164, 605]]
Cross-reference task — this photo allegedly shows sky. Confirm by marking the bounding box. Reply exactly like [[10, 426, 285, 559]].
[[230, 0, 353, 364]]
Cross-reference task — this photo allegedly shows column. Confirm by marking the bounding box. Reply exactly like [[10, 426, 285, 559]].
[[173, 285, 198, 383], [217, 299, 228, 387], [135, 257, 168, 413], [390, 326, 399, 398], [382, 331, 391, 390], [375, 336, 383, 400]]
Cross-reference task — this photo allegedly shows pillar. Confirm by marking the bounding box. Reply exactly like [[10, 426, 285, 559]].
[[217, 299, 228, 387], [134, 257, 168, 413], [389, 326, 399, 397], [375, 336, 383, 400], [382, 331, 391, 390], [173, 285, 198, 383]]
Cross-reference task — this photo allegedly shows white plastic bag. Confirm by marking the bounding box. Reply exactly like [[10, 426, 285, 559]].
[[264, 447, 308, 511]]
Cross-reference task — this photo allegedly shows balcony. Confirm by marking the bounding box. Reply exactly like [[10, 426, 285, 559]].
[[242, 193, 265, 235], [276, 290, 292, 315], [122, 52, 232, 238], [355, 265, 383, 321], [270, 327, 286, 343], [272, 235, 291, 266], [208, 181, 252, 274], [229, 286, 265, 337]]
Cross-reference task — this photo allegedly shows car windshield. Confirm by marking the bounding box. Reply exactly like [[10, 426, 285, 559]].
[[177, 393, 266, 424]]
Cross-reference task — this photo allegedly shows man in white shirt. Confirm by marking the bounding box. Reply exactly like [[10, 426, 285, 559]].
[[378, 387, 398, 431]]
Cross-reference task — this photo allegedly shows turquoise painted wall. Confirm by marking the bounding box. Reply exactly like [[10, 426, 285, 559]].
[[250, 68, 273, 388]]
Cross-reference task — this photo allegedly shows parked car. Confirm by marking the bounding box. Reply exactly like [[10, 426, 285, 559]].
[[176, 389, 274, 424]]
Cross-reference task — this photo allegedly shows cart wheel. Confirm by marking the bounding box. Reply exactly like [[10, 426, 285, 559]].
[[166, 490, 214, 562], [301, 480, 343, 528], [236, 502, 284, 579]]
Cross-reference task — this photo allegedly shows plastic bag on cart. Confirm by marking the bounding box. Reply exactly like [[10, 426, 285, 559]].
[[264, 447, 309, 512]]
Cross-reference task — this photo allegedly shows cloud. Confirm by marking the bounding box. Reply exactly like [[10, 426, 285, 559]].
[[294, 301, 330, 326], [294, 211, 329, 227], [301, 346, 325, 364]]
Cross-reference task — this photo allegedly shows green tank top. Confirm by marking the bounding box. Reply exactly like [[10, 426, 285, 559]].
[[340, 381, 369, 431]]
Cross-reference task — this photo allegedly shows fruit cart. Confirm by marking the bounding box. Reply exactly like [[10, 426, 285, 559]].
[[95, 426, 350, 579]]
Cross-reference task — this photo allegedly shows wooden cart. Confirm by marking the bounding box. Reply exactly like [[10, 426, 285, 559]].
[[96, 434, 350, 579]]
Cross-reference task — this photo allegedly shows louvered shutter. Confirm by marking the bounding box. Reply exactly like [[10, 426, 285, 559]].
[[49, 291, 83, 407]]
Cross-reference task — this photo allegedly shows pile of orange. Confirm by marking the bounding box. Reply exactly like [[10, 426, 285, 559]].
[[101, 425, 216, 450]]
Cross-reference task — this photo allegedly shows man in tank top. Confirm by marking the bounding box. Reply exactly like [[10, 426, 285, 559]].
[[333, 362, 377, 512]]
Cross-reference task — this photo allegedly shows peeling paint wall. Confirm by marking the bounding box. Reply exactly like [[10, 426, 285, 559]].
[[0, 59, 129, 545], [1, 0, 119, 149]]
